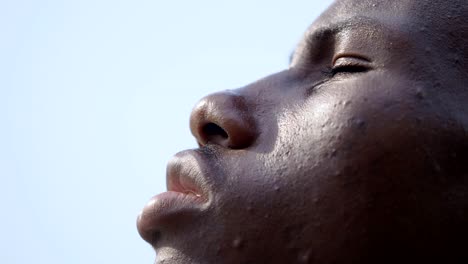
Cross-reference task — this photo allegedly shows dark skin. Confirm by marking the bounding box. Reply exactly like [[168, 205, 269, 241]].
[[137, 0, 468, 263]]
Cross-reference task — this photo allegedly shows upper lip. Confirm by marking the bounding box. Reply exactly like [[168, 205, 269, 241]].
[[166, 149, 210, 202]]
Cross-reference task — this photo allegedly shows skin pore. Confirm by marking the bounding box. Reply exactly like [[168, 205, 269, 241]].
[[137, 0, 468, 263]]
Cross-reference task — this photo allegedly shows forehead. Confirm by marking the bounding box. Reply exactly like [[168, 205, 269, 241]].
[[291, 1, 414, 65], [290, 14, 411, 68], [322, 0, 461, 19], [312, 0, 468, 35], [292, 0, 468, 72], [309, 0, 409, 38]]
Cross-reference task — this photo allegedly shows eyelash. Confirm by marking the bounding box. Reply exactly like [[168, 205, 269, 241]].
[[330, 64, 369, 76], [322, 55, 372, 77], [309, 61, 370, 94]]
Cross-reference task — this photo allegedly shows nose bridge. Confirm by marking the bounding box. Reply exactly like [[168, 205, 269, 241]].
[[190, 90, 258, 149]]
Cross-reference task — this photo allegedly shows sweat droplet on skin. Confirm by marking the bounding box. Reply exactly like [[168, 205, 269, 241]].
[[298, 250, 312, 263], [232, 237, 243, 249], [415, 87, 425, 99]]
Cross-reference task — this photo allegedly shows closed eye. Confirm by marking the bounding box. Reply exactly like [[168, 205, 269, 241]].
[[331, 64, 369, 76], [330, 56, 372, 76]]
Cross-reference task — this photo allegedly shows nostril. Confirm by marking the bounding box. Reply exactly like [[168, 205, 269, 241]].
[[202, 123, 228, 143], [190, 91, 258, 149]]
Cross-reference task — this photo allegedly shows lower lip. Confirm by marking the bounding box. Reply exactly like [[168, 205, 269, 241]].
[[137, 191, 206, 241]]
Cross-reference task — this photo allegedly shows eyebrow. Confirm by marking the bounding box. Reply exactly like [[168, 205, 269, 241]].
[[289, 16, 388, 64]]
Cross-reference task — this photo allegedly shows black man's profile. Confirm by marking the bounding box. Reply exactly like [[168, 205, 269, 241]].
[[137, 0, 468, 263]]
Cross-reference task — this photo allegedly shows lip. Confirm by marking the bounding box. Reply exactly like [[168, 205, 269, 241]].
[[137, 149, 211, 244]]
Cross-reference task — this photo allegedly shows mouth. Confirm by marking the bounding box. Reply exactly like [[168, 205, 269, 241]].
[[137, 149, 211, 245], [166, 151, 209, 201]]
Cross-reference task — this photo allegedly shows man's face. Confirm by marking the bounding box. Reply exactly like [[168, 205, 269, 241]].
[[138, 0, 468, 263]]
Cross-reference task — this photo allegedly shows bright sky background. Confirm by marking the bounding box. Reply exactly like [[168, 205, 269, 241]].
[[1, 1, 333, 263]]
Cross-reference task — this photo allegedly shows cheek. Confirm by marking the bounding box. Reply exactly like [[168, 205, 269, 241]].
[[203, 72, 465, 261], [269, 75, 425, 214], [296, 73, 424, 162], [228, 75, 433, 255], [235, 73, 421, 203]]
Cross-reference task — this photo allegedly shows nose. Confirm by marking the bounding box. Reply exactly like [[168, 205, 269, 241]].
[[190, 90, 258, 149]]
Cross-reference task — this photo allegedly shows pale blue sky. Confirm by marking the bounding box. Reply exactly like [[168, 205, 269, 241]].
[[0, 1, 333, 263]]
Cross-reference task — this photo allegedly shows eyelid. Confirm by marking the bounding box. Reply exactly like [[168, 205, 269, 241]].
[[327, 55, 373, 77], [332, 54, 371, 67]]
